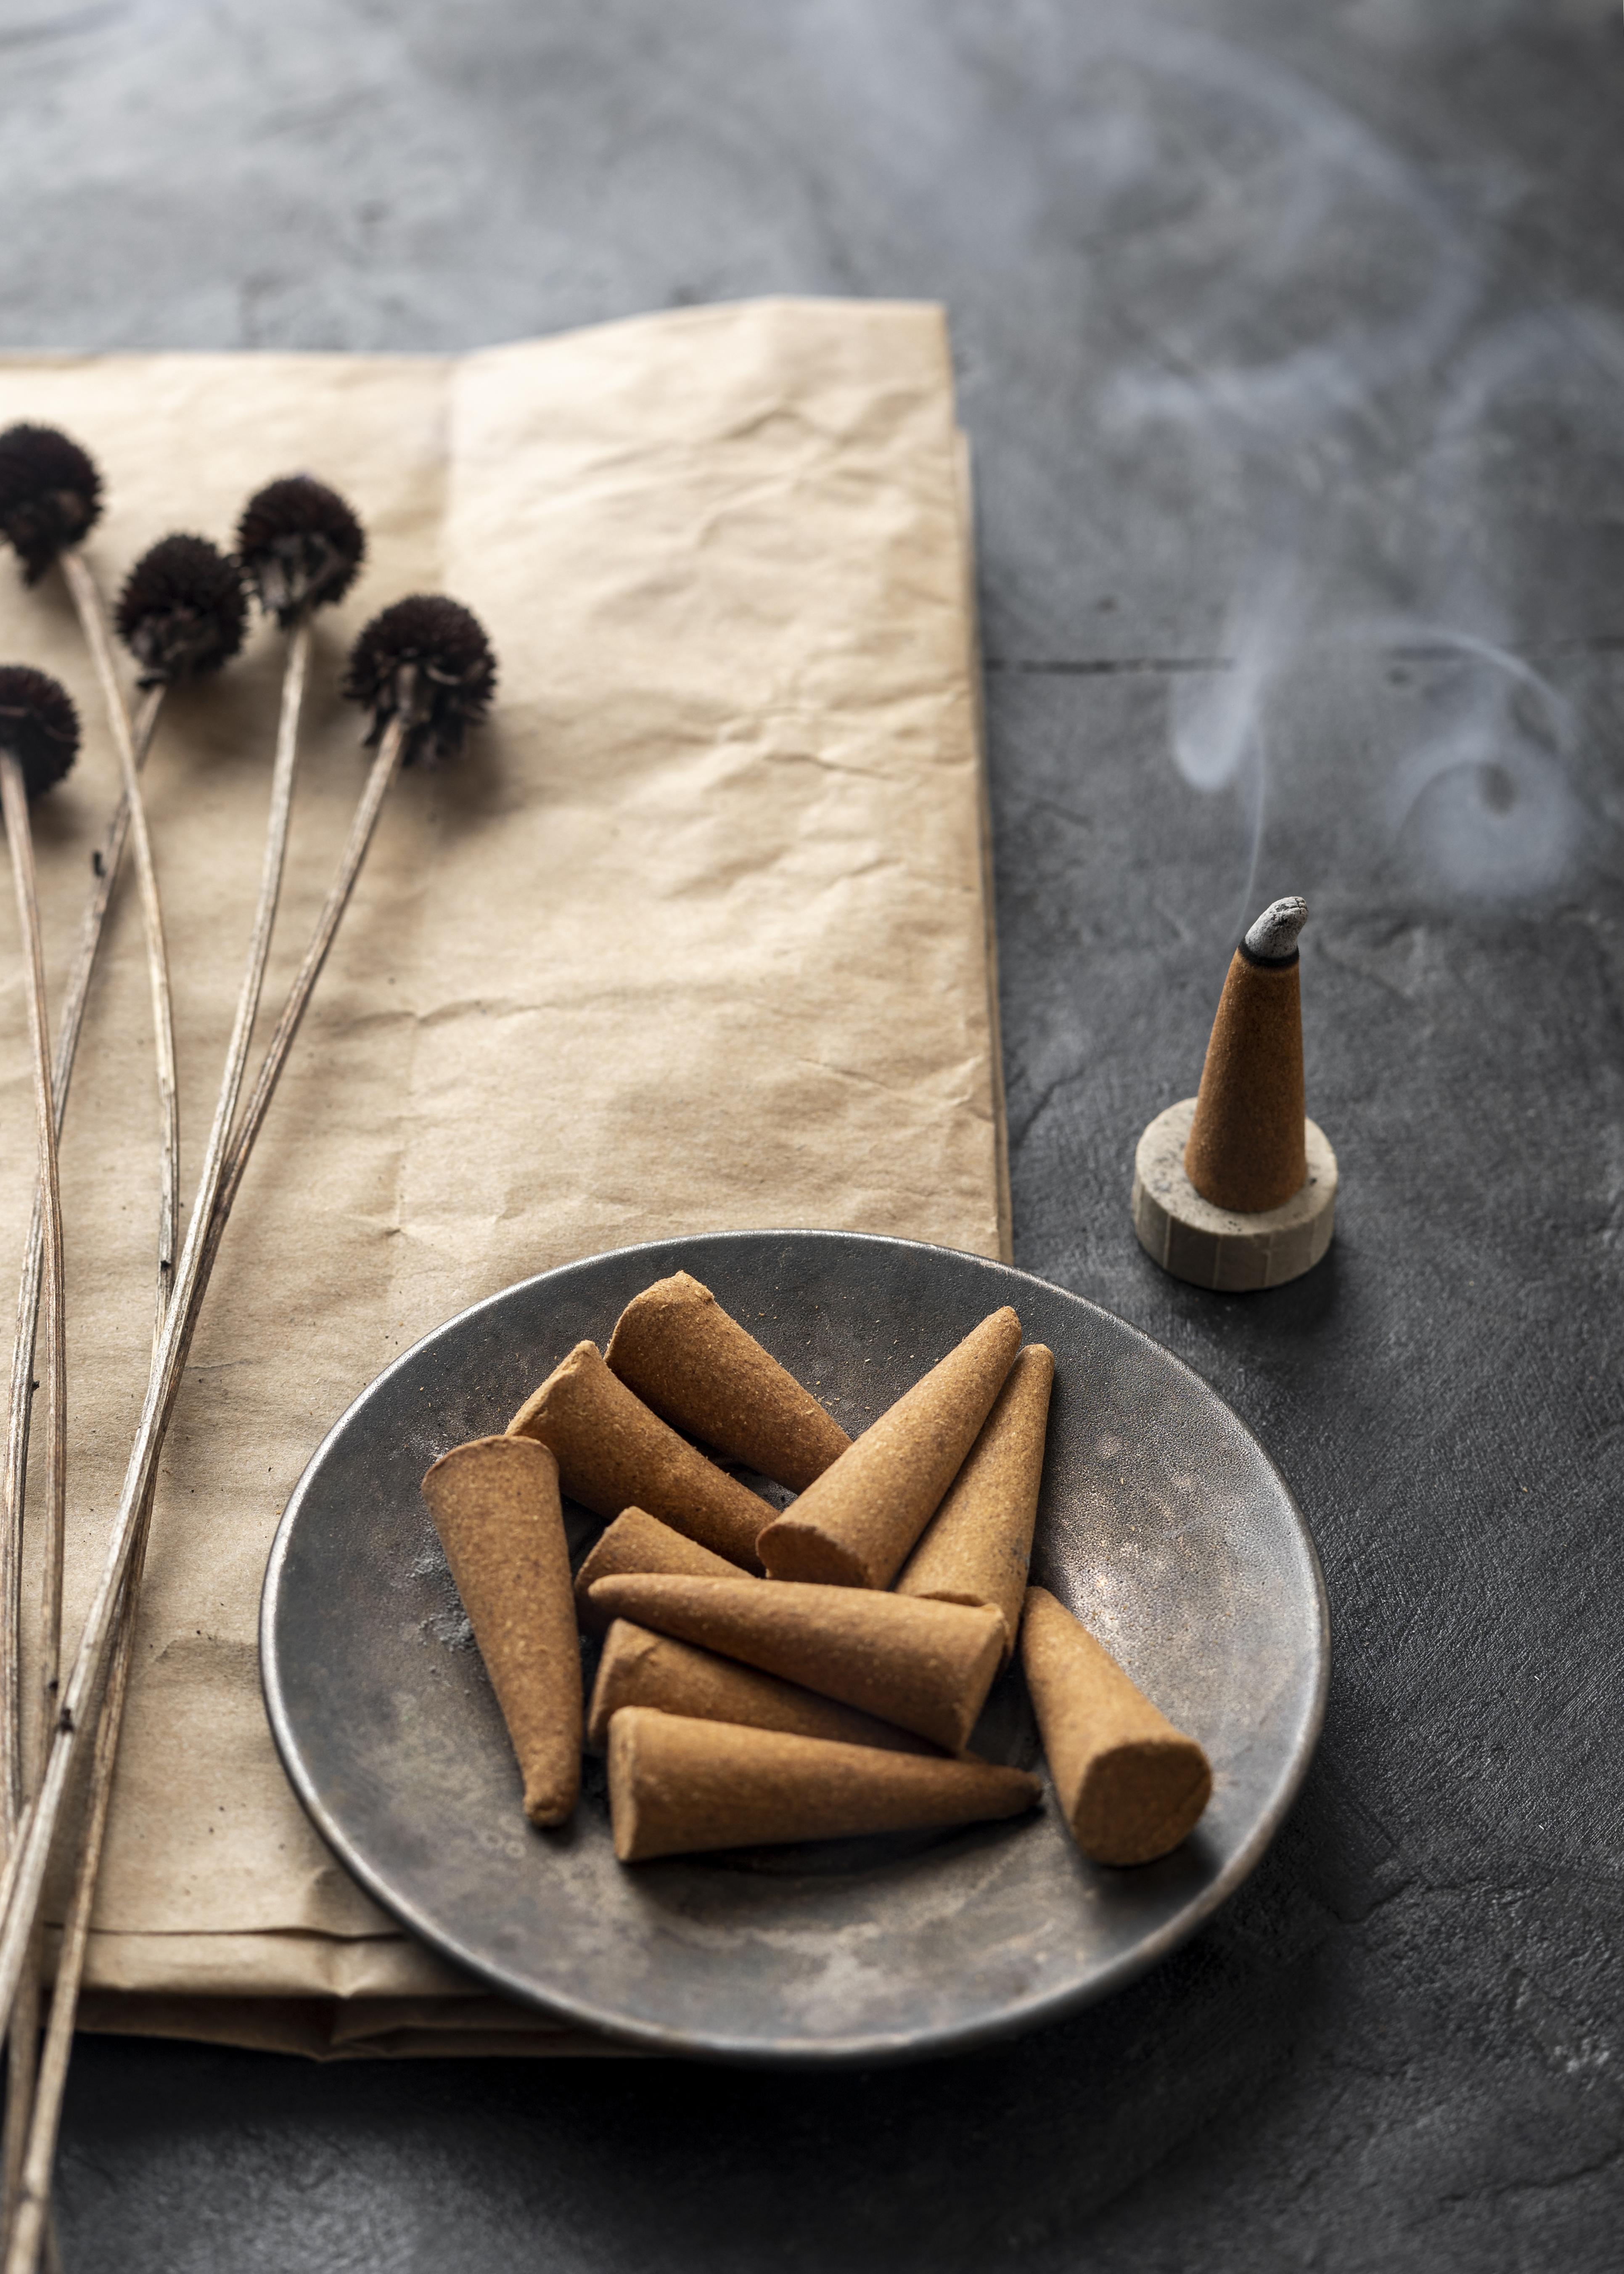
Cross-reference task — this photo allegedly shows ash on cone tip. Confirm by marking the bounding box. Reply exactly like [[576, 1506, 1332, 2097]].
[[0, 665, 79, 798], [0, 424, 103, 585], [1242, 897, 1308, 964], [236, 476, 367, 627]]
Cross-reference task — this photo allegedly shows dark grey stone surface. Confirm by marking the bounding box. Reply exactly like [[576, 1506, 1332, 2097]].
[[4, 0, 1622, 2263]]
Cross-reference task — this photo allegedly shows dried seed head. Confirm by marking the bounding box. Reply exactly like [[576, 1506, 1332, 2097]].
[[0, 425, 104, 585], [235, 474, 367, 627], [342, 595, 497, 766], [114, 534, 248, 686], [0, 665, 79, 799]]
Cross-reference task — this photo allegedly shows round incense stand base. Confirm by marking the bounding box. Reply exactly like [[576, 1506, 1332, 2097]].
[[1131, 1099, 1337, 1293]]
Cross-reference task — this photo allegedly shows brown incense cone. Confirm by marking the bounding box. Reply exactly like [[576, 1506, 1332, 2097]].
[[586, 1572, 1005, 1751], [1021, 1586, 1211, 1866], [1183, 898, 1309, 1214], [420, 1435, 582, 1827], [507, 1341, 768, 1570], [587, 1620, 935, 1755], [573, 1507, 746, 1637], [894, 1344, 1054, 1662], [606, 1271, 850, 1491], [607, 1707, 1041, 1862], [756, 1306, 1022, 1588]]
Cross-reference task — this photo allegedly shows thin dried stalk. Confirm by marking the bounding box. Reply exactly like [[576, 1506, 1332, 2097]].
[[0, 686, 414, 2044], [0, 761, 66, 2260], [2, 618, 315, 2274]]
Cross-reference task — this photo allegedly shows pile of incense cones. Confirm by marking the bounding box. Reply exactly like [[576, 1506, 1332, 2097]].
[[0, 424, 496, 2274], [421, 1269, 1213, 1872]]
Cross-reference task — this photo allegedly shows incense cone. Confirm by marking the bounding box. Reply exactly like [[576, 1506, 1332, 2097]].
[[1131, 898, 1336, 1291], [508, 1342, 769, 1570], [894, 1345, 1054, 1662], [587, 1620, 936, 1754], [1184, 898, 1309, 1212], [607, 1708, 1041, 1862], [1021, 1586, 1211, 1866], [757, 1307, 1022, 1588], [586, 1572, 1005, 1752], [574, 1508, 746, 1637], [421, 1435, 582, 1827], [606, 1271, 849, 1491]]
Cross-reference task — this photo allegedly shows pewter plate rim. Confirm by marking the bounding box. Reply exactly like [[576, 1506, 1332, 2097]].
[[261, 1229, 1329, 2065]]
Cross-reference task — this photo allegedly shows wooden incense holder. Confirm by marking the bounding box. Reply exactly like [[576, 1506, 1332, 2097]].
[[1132, 1098, 1338, 1293]]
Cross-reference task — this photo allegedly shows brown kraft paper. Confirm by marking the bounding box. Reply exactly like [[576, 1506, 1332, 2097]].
[[0, 298, 1005, 2052]]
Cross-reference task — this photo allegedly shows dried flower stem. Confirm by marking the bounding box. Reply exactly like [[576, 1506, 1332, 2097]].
[[1, 620, 316, 2274], [0, 759, 66, 2262], [0, 672, 414, 2049]]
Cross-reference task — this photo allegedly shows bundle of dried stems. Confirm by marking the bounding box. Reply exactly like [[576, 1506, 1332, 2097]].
[[0, 447, 494, 2266]]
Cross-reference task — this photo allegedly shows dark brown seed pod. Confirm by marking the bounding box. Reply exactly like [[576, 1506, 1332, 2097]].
[[0, 666, 79, 799], [342, 594, 497, 765], [0, 426, 103, 586], [114, 534, 248, 686], [235, 475, 367, 628]]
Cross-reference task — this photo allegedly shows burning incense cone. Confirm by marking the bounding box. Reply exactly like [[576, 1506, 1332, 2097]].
[[757, 1307, 1022, 1588], [421, 1435, 581, 1826], [508, 1342, 770, 1570], [1021, 1586, 1211, 1866], [894, 1344, 1054, 1662], [587, 1620, 935, 1755], [1131, 898, 1337, 1293], [606, 1271, 849, 1491], [606, 1708, 1040, 1863], [586, 1572, 1004, 1751], [574, 1508, 745, 1636]]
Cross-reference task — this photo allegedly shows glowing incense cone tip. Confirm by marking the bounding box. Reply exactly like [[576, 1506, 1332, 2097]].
[[606, 1707, 1041, 1863], [572, 1507, 746, 1636], [757, 1305, 1023, 1590], [507, 1340, 770, 1571], [1021, 1586, 1211, 1866], [585, 1571, 1005, 1752], [587, 1619, 935, 1755], [1243, 895, 1308, 962], [420, 1434, 582, 1827], [606, 1271, 850, 1492]]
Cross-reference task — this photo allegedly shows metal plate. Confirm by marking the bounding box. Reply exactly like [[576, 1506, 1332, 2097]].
[[260, 1231, 1328, 2063]]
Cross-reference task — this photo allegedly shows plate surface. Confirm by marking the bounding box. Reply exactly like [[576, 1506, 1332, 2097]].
[[261, 1231, 1328, 2062]]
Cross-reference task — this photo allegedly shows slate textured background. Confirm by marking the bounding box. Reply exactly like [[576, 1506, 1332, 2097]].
[[5, 0, 1624, 2266]]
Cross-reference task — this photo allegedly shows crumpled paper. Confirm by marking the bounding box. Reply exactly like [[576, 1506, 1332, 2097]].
[[0, 299, 1007, 2054]]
